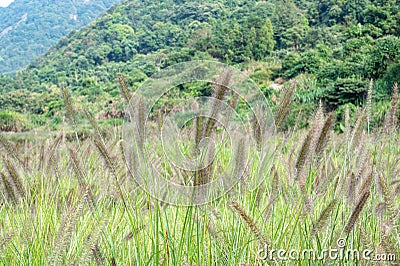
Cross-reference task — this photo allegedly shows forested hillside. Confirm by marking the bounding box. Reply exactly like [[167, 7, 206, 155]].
[[0, 0, 399, 131], [0, 0, 121, 74]]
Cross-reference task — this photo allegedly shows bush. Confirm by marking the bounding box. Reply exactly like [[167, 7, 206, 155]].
[[322, 77, 368, 108], [0, 111, 29, 132]]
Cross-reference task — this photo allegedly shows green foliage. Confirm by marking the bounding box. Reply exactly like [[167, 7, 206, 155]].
[[279, 102, 317, 130], [272, 0, 309, 50], [322, 77, 368, 108], [281, 45, 331, 78], [0, 0, 400, 130], [0, 0, 121, 73], [0, 110, 28, 132], [382, 60, 400, 94], [0, 89, 60, 114], [366, 36, 400, 78]]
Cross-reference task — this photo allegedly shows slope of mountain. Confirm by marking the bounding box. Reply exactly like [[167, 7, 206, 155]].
[[0, 0, 121, 74], [0, 0, 399, 132]]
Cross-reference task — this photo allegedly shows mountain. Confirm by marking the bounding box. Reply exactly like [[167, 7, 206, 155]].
[[0, 0, 399, 132], [1, 0, 276, 110], [0, 0, 121, 74]]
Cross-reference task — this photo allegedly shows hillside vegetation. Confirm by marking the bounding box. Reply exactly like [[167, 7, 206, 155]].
[[0, 1, 399, 265], [0, 75, 398, 265], [0, 0, 399, 131], [0, 0, 121, 74]]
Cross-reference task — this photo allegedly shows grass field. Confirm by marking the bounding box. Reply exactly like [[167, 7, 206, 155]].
[[0, 78, 399, 265]]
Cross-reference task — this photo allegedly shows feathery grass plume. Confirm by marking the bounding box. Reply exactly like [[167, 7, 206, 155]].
[[301, 187, 312, 214], [354, 133, 367, 173], [274, 80, 296, 129], [94, 139, 118, 177], [229, 200, 271, 247], [295, 125, 314, 179], [131, 94, 146, 149], [118, 74, 131, 103], [359, 224, 373, 250], [350, 112, 366, 151], [311, 199, 337, 237], [315, 112, 335, 162], [307, 103, 324, 167], [193, 144, 215, 203], [3, 156, 25, 198], [50, 133, 63, 152], [68, 147, 96, 212], [366, 79, 373, 134], [119, 140, 133, 184], [378, 173, 397, 226], [252, 104, 271, 152], [225, 90, 239, 124], [60, 86, 77, 129], [84, 108, 105, 145], [47, 134, 62, 179], [0, 133, 25, 169], [391, 82, 399, 129], [253, 114, 262, 152], [0, 232, 14, 255], [344, 104, 351, 142], [93, 138, 130, 212], [287, 146, 297, 180], [379, 229, 398, 264], [255, 180, 265, 206], [357, 166, 373, 197], [270, 166, 279, 200], [313, 100, 324, 133], [204, 70, 232, 138], [194, 115, 203, 152], [194, 143, 216, 203], [346, 172, 356, 205], [0, 172, 17, 204], [49, 152, 61, 181], [50, 190, 87, 265], [233, 137, 247, 182], [79, 217, 109, 265], [299, 170, 308, 194], [344, 190, 370, 234]]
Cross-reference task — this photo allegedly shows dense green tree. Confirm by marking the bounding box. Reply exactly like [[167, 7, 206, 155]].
[[272, 0, 309, 50], [0, 0, 400, 129], [367, 36, 400, 78], [0, 0, 121, 74]]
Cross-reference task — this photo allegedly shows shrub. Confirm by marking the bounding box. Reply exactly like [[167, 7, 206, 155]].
[[0, 111, 29, 132]]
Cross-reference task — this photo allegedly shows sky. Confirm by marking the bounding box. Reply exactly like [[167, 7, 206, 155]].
[[0, 0, 14, 7]]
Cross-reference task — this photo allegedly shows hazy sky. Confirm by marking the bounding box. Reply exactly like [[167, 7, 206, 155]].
[[0, 0, 14, 7]]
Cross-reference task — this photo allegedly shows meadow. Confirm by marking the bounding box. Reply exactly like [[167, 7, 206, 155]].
[[0, 75, 399, 266]]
